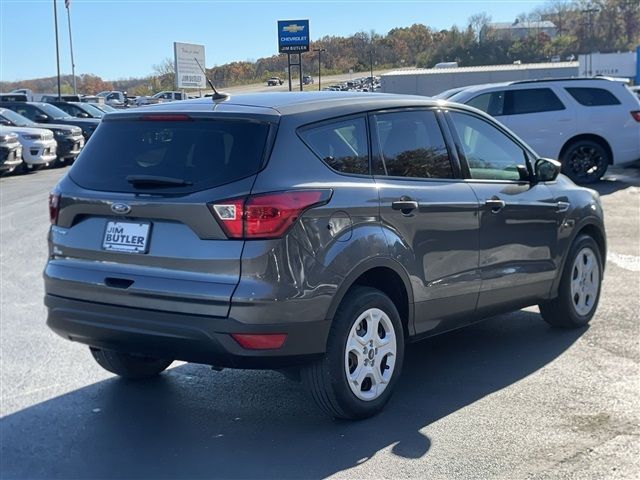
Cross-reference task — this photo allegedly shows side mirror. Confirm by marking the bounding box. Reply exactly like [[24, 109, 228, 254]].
[[0, 119, 10, 126], [77, 112, 89, 118], [535, 158, 561, 182], [34, 114, 49, 122]]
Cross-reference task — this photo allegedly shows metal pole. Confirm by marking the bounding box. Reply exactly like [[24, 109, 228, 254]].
[[313, 48, 325, 91], [299, 53, 303, 92], [370, 49, 374, 93], [66, 2, 76, 94], [53, 0, 62, 100], [287, 54, 292, 92]]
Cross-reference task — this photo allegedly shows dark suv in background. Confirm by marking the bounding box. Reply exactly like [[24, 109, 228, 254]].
[[44, 92, 606, 419], [0, 101, 99, 140]]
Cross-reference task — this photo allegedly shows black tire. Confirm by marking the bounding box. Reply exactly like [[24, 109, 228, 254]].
[[561, 140, 609, 184], [302, 286, 405, 420], [90, 347, 172, 379], [539, 234, 603, 328]]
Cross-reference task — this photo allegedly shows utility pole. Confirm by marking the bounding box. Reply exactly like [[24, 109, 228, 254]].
[[53, 0, 62, 100], [313, 48, 325, 91], [581, 7, 599, 76], [65, 0, 77, 94], [369, 48, 374, 93]]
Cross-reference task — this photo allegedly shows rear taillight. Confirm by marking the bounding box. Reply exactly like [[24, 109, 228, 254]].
[[209, 189, 332, 239], [631, 111, 640, 122], [48, 193, 60, 225]]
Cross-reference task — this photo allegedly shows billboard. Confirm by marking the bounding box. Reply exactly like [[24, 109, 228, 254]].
[[278, 20, 310, 53], [173, 42, 206, 89]]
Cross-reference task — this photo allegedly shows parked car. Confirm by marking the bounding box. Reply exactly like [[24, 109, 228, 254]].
[[629, 85, 640, 100], [267, 77, 284, 86], [0, 130, 22, 175], [45, 92, 606, 419], [448, 77, 640, 182], [0, 101, 99, 140], [135, 91, 188, 106], [47, 101, 105, 119], [303, 75, 314, 85], [96, 91, 129, 107], [0, 123, 56, 171], [0, 107, 84, 166]]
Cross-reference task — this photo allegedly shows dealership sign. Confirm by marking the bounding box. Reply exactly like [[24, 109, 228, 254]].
[[278, 20, 310, 53], [173, 42, 206, 89], [578, 51, 637, 78]]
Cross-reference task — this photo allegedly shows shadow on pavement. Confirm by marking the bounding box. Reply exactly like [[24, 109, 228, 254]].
[[1, 310, 585, 479], [594, 161, 640, 196]]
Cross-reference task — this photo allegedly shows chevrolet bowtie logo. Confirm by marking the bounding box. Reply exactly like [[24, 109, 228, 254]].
[[283, 24, 305, 33]]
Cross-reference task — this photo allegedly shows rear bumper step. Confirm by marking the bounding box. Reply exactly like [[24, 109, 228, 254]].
[[45, 295, 329, 369]]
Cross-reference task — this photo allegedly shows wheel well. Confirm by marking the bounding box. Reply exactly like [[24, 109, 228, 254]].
[[577, 224, 607, 267], [351, 267, 409, 336], [560, 134, 614, 165]]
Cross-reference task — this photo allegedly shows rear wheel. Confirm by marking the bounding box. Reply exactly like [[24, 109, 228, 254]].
[[302, 286, 404, 419], [90, 347, 172, 379], [561, 140, 609, 183], [539, 234, 603, 328]]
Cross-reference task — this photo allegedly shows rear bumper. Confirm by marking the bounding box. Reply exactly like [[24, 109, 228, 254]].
[[45, 294, 330, 369]]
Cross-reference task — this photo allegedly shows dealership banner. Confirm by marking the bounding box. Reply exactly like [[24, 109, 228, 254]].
[[278, 20, 310, 53]]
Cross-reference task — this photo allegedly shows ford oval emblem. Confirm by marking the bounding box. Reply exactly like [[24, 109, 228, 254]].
[[111, 203, 131, 215]]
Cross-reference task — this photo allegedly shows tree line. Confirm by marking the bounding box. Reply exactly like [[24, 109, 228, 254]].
[[1, 0, 637, 95]]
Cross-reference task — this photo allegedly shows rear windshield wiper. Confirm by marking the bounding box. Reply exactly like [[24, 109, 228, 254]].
[[126, 175, 193, 188]]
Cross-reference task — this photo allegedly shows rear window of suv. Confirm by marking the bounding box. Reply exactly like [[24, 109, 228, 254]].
[[565, 87, 621, 106], [69, 118, 271, 193]]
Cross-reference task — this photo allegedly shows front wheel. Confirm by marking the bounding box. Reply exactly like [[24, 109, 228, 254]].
[[302, 286, 405, 419], [539, 234, 603, 328], [90, 347, 172, 379]]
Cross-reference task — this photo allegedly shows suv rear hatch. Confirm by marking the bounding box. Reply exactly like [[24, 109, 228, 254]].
[[46, 111, 276, 317]]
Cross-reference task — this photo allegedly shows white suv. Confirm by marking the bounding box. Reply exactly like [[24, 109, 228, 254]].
[[447, 78, 640, 183]]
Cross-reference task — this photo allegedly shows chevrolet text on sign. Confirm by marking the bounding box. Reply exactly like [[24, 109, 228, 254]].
[[278, 20, 310, 53]]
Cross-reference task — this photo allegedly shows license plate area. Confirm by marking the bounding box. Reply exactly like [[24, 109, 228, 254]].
[[102, 221, 151, 253]]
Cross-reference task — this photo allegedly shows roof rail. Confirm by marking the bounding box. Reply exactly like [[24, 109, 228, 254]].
[[510, 76, 618, 85]]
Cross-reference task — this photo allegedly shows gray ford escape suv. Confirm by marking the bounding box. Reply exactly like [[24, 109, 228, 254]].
[[45, 92, 606, 419]]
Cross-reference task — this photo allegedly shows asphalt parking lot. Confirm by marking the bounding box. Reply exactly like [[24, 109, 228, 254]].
[[1, 165, 638, 479]]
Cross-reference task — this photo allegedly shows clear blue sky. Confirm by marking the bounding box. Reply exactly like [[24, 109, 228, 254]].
[[0, 0, 548, 81]]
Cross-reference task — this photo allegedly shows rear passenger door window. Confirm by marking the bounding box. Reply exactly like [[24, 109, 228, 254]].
[[372, 110, 453, 179], [467, 91, 505, 116], [565, 88, 621, 106], [10, 103, 38, 120], [450, 112, 527, 181], [505, 88, 565, 115], [299, 117, 369, 175]]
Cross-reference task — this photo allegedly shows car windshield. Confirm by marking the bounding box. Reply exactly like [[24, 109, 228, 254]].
[[0, 108, 36, 127], [37, 103, 73, 119], [74, 102, 104, 118], [95, 103, 117, 112]]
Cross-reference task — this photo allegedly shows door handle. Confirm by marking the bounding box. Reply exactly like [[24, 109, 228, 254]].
[[556, 201, 571, 213], [392, 200, 419, 213], [485, 198, 506, 213]]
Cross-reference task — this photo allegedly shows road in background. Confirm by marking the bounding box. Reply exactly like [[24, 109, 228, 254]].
[[1, 165, 638, 479]]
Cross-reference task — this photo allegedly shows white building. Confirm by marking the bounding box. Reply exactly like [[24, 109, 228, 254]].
[[481, 20, 558, 42], [381, 62, 579, 97]]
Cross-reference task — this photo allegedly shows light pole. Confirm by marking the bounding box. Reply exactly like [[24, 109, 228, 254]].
[[65, 0, 76, 94], [53, 0, 62, 100], [313, 48, 326, 91]]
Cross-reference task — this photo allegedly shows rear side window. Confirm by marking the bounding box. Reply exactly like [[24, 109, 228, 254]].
[[70, 119, 270, 193], [299, 117, 369, 175], [373, 110, 453, 179], [505, 88, 565, 115], [566, 87, 621, 106], [467, 92, 505, 116]]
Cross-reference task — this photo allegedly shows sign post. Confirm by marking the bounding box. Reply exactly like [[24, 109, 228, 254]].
[[278, 20, 310, 92], [173, 42, 207, 90]]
